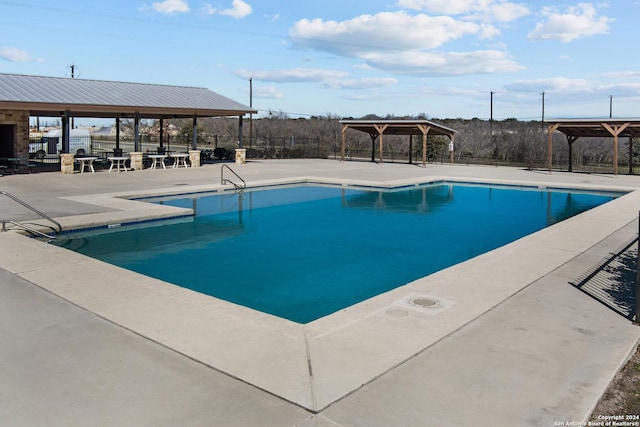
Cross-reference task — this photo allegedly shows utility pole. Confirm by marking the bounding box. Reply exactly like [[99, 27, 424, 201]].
[[540, 91, 545, 132], [610, 95, 613, 118], [249, 77, 253, 148], [69, 63, 77, 129]]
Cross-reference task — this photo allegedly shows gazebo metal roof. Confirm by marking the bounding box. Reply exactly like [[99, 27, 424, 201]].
[[0, 73, 256, 118]]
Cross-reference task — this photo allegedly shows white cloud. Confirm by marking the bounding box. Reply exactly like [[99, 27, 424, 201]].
[[289, 11, 523, 76], [324, 77, 397, 90], [237, 68, 348, 83], [220, 0, 252, 19], [395, 0, 530, 23], [201, 3, 217, 15], [290, 11, 485, 56], [0, 47, 37, 62], [235, 67, 397, 90], [505, 77, 593, 93], [152, 0, 190, 14], [504, 76, 640, 101], [528, 3, 613, 42], [364, 49, 524, 75], [601, 71, 640, 79], [253, 85, 284, 99]]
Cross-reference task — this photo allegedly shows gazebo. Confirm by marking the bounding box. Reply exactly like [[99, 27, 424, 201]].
[[546, 118, 640, 175], [0, 73, 256, 164], [340, 119, 456, 166]]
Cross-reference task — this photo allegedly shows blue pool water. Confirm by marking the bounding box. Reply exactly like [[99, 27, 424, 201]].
[[55, 183, 619, 323]]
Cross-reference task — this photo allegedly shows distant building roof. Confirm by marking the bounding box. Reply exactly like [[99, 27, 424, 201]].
[[0, 73, 256, 119]]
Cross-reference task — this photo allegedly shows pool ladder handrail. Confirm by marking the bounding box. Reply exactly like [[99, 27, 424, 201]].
[[1, 191, 62, 239], [221, 164, 246, 190]]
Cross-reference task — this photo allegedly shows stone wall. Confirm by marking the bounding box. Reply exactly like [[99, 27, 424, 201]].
[[0, 109, 30, 158]]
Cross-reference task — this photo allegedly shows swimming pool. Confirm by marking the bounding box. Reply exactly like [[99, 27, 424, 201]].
[[54, 183, 619, 323]]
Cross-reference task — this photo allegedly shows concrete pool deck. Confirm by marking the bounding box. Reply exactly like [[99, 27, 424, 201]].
[[1, 159, 640, 426]]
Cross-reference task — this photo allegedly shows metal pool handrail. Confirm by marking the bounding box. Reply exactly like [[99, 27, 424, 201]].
[[1, 191, 62, 238], [221, 164, 246, 190]]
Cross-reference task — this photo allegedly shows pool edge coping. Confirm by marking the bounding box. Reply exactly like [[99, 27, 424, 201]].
[[2, 174, 640, 412]]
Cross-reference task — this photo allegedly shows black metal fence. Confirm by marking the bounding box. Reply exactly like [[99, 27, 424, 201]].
[[241, 136, 325, 159], [27, 133, 640, 175]]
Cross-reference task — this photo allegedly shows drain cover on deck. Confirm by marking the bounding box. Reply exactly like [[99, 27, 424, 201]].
[[390, 294, 456, 316], [412, 297, 437, 308]]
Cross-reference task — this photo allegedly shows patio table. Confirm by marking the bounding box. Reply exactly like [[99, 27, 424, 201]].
[[148, 154, 166, 169], [107, 156, 129, 172], [170, 153, 189, 168], [76, 157, 98, 173]]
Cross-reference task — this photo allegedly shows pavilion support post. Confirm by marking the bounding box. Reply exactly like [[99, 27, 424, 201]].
[[130, 113, 144, 170], [115, 117, 121, 156], [134, 113, 140, 152], [61, 110, 70, 154], [192, 115, 198, 150], [408, 134, 413, 164], [235, 115, 246, 164], [159, 119, 164, 152], [189, 115, 201, 167], [60, 110, 73, 174]]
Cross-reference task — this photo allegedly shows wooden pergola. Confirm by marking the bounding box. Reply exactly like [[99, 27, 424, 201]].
[[546, 118, 640, 175], [340, 119, 456, 166]]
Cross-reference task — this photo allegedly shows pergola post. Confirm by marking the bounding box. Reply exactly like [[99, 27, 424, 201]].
[[629, 137, 634, 175], [374, 124, 388, 163], [567, 135, 579, 172], [449, 137, 455, 164], [370, 133, 376, 162], [547, 123, 560, 172], [417, 124, 430, 167], [408, 134, 413, 164], [602, 122, 630, 176], [341, 125, 347, 161]]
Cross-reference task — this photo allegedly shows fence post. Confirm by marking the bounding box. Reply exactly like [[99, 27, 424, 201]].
[[636, 212, 640, 324]]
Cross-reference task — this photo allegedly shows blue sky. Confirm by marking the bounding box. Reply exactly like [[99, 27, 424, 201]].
[[1, 0, 639, 122]]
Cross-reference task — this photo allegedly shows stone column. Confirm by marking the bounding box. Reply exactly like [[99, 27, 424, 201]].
[[235, 148, 247, 165], [60, 153, 75, 174], [189, 150, 201, 167], [130, 152, 143, 170]]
